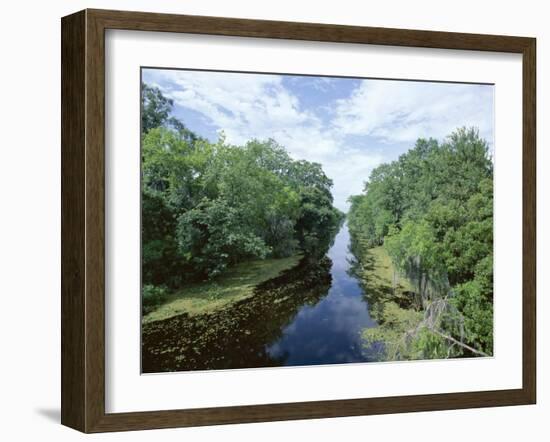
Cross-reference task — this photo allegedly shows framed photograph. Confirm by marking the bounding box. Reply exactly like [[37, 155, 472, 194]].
[[61, 9, 536, 433]]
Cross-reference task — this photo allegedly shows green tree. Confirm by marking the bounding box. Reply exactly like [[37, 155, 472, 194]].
[[142, 189, 185, 287], [141, 83, 174, 133], [177, 198, 270, 278], [140, 82, 343, 285], [349, 127, 493, 358]]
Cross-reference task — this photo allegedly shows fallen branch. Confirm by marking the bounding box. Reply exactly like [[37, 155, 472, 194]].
[[430, 328, 490, 357]]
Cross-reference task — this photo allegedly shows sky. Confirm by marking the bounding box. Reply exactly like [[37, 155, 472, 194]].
[[142, 68, 494, 211]]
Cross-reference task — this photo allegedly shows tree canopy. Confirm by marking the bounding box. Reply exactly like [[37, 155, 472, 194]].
[[348, 128, 493, 357], [141, 83, 344, 287]]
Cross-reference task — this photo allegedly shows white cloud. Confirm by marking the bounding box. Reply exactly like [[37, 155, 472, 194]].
[[143, 70, 493, 211], [145, 69, 380, 210], [333, 80, 494, 145], [147, 70, 316, 145]]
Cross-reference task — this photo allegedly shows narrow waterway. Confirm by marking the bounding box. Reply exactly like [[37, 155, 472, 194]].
[[142, 222, 383, 373], [266, 223, 380, 366]]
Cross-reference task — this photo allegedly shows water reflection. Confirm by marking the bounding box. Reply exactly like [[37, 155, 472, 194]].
[[266, 224, 379, 366], [142, 224, 379, 372], [142, 257, 332, 372]]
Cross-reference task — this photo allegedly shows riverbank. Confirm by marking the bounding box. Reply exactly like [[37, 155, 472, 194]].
[[351, 244, 425, 360], [143, 254, 302, 324], [142, 257, 332, 372], [353, 245, 416, 309]]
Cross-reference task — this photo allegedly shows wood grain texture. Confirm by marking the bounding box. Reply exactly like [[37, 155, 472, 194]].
[[89, 8, 532, 52], [84, 9, 107, 432], [522, 38, 537, 403], [60, 8, 537, 433], [61, 10, 86, 431]]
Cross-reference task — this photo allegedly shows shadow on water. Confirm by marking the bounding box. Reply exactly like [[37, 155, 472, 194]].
[[142, 258, 333, 372], [142, 224, 381, 372], [347, 247, 421, 326], [266, 225, 379, 366]]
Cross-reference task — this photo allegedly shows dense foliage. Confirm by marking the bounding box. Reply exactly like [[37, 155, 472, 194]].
[[348, 128, 493, 357], [141, 83, 344, 295]]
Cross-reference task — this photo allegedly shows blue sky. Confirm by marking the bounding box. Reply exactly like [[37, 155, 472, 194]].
[[142, 68, 494, 211]]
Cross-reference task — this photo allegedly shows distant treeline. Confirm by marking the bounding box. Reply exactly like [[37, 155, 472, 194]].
[[141, 83, 344, 294], [348, 128, 493, 358]]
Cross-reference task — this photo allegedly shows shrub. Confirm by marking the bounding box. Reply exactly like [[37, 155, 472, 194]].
[[142, 284, 169, 314]]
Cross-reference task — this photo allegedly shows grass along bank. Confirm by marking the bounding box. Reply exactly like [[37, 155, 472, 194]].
[[141, 256, 332, 372], [143, 254, 302, 324], [354, 245, 416, 306], [352, 245, 425, 360], [356, 245, 490, 360]]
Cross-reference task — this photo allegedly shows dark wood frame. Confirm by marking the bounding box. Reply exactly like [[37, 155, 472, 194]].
[[61, 8, 536, 433]]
